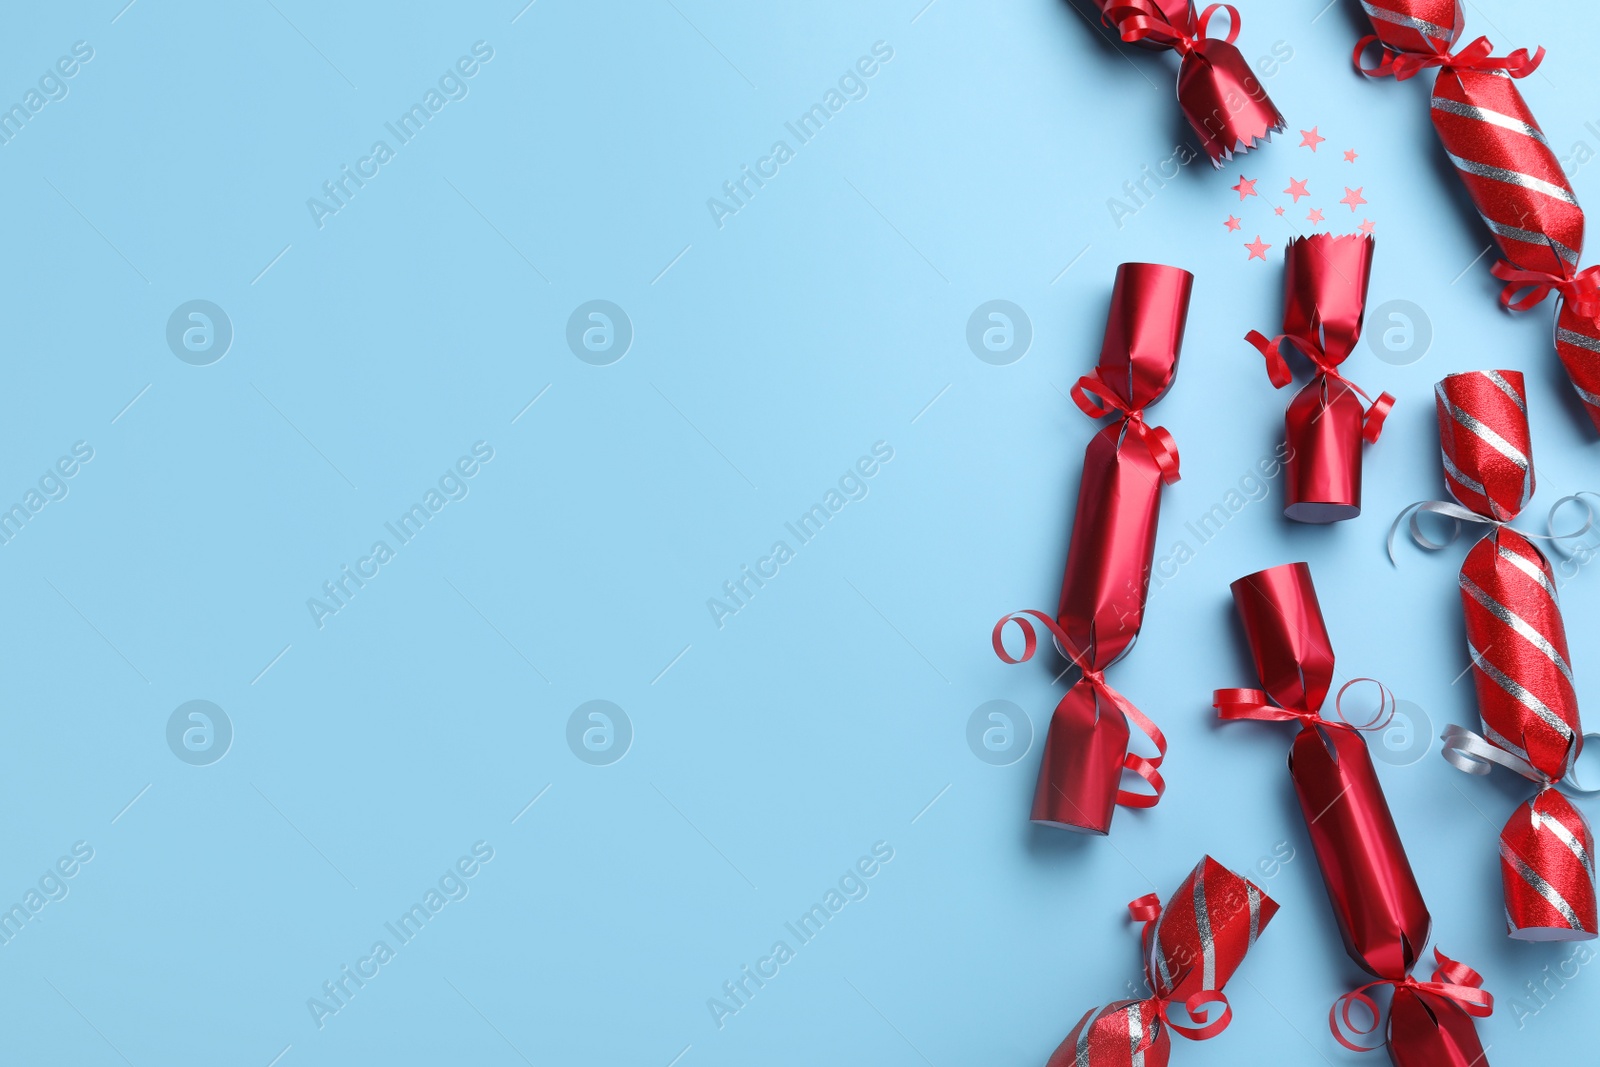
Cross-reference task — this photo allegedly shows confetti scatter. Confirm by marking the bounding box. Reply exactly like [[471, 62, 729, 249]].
[[1232, 175, 1259, 200], [1299, 126, 1325, 152], [1340, 186, 1367, 211], [1225, 215, 1242, 232], [1284, 177, 1310, 203], [1245, 235, 1271, 261]]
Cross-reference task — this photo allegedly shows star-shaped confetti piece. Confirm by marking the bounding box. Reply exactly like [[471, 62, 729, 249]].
[[1284, 177, 1310, 202], [1224, 215, 1242, 232], [1340, 186, 1368, 211], [1344, 149, 1359, 162], [1359, 218, 1375, 235], [1232, 175, 1259, 200], [1246, 235, 1271, 260], [1307, 208, 1325, 224], [1300, 127, 1325, 151], [1274, 206, 1285, 216]]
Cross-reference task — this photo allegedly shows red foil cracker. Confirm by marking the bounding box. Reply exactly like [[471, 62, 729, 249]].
[[1045, 857, 1277, 1067], [1427, 370, 1597, 941], [1093, 2, 1285, 166], [994, 263, 1191, 834], [1214, 562, 1493, 1062], [1352, 2, 1600, 433], [1245, 234, 1393, 523]]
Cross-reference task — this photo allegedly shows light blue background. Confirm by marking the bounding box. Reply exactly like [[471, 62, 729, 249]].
[[1, 1, 1597, 1064]]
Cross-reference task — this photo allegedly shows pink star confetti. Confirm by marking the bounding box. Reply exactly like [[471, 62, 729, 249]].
[[1344, 149, 1359, 163], [1246, 235, 1272, 261], [1340, 186, 1368, 211], [1284, 177, 1310, 202], [1224, 215, 1242, 232], [1299, 127, 1326, 151], [1307, 207, 1325, 224], [1274, 206, 1285, 216], [1359, 218, 1376, 235], [1232, 175, 1259, 200]]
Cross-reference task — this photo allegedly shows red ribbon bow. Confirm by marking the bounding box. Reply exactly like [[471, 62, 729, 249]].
[[1102, 2, 1239, 56], [1353, 34, 1545, 81], [1245, 329, 1395, 443], [1491, 260, 1600, 318], [1329, 948, 1493, 1053], [1070, 373, 1182, 484], [1124, 893, 1234, 1049], [993, 609, 1167, 807], [1213, 678, 1396, 733]]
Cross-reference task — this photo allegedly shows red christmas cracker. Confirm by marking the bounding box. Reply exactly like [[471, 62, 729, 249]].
[[1245, 233, 1394, 522], [1045, 857, 1277, 1067], [994, 263, 1191, 834], [1397, 370, 1597, 940], [1352, 2, 1600, 432], [1214, 562, 1494, 1062], [1091, 2, 1285, 166]]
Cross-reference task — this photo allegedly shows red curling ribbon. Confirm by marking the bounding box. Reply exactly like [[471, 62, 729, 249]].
[[1102, 2, 1240, 55], [1244, 330, 1396, 443], [1353, 33, 1545, 81], [1491, 260, 1600, 318], [1070, 373, 1182, 484], [1330, 949, 1494, 1053], [993, 610, 1167, 807], [1126, 893, 1235, 1047], [1214, 678, 1396, 732]]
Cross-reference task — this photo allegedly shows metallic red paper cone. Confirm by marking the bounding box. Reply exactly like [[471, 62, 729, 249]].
[[1352, 3, 1600, 432], [1044, 857, 1277, 1067], [995, 263, 1191, 834], [1093, 3, 1285, 166], [1214, 563, 1493, 1061], [1425, 370, 1597, 941], [1246, 234, 1393, 522]]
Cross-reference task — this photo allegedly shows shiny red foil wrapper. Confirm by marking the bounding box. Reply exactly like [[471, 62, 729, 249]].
[[1033, 262, 1192, 833], [1354, 2, 1600, 431], [1218, 563, 1492, 1063], [1093, 2, 1285, 166], [1251, 234, 1384, 523], [1435, 370, 1596, 940], [1045, 857, 1277, 1067]]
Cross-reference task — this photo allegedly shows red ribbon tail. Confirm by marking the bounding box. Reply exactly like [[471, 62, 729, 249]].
[[1363, 391, 1396, 444], [1245, 330, 1292, 388], [1145, 423, 1182, 484], [992, 609, 1071, 665], [1212, 688, 1290, 722]]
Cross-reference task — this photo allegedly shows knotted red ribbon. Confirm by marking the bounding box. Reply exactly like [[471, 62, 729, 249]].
[[1124, 892, 1234, 1049], [1103, 2, 1239, 56], [1353, 33, 1545, 81], [1329, 949, 1493, 1053], [1245, 329, 1395, 443], [1490, 260, 1600, 318], [1071, 373, 1182, 484], [993, 609, 1167, 807], [1214, 677, 1396, 733]]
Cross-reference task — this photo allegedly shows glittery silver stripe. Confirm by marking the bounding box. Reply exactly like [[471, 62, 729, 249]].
[[1460, 574, 1574, 686], [1439, 392, 1530, 472], [1577, 384, 1600, 408], [1503, 839, 1587, 930], [1076, 1006, 1104, 1067], [1193, 870, 1216, 991], [1359, 0, 1452, 40], [1486, 370, 1529, 412], [1150, 908, 1174, 993], [1446, 151, 1580, 206], [1534, 807, 1596, 883], [1497, 542, 1561, 604], [1466, 640, 1575, 747], [1557, 327, 1600, 355], [1246, 884, 1261, 947], [1481, 218, 1580, 265], [1483, 717, 1532, 762], [1432, 95, 1549, 145], [1440, 449, 1487, 496], [1127, 1004, 1146, 1067]]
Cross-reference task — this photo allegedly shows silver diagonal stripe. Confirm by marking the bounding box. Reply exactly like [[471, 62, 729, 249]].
[[1440, 448, 1487, 496], [1503, 839, 1587, 930], [1193, 867, 1216, 991], [1486, 370, 1529, 412], [1360, 0, 1452, 40], [1481, 217, 1579, 265], [1460, 574, 1574, 685], [1446, 151, 1580, 206], [1466, 640, 1575, 747], [1484, 718, 1533, 762], [1497, 542, 1561, 604], [1246, 883, 1261, 947], [1431, 95, 1548, 145], [1534, 807, 1596, 883], [1439, 391, 1530, 470], [1126, 1004, 1146, 1067], [1557, 327, 1600, 355]]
